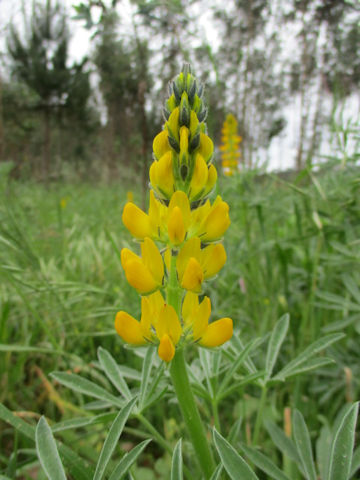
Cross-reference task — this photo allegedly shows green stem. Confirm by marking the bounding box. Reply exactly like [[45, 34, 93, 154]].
[[253, 385, 267, 445], [166, 252, 182, 311], [170, 348, 216, 479], [136, 413, 172, 456], [212, 398, 221, 433]]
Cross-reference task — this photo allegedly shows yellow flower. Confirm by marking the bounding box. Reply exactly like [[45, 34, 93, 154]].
[[220, 114, 242, 176], [192, 196, 231, 242], [182, 292, 233, 347], [174, 237, 227, 292], [123, 191, 230, 245], [115, 291, 182, 362], [149, 151, 175, 199], [121, 237, 164, 294]]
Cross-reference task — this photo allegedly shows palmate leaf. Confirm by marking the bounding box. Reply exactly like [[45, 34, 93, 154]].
[[273, 333, 344, 381], [241, 444, 291, 480], [107, 439, 152, 480], [93, 397, 137, 480], [213, 429, 259, 480], [264, 420, 301, 466], [35, 416, 67, 480]]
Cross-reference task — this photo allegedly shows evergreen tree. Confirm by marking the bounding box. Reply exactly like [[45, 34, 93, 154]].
[[7, 0, 93, 179]]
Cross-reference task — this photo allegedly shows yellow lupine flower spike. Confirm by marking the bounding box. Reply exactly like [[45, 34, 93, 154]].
[[220, 113, 242, 176], [116, 64, 233, 363]]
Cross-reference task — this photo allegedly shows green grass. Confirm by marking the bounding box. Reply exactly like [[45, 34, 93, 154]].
[[0, 161, 359, 478]]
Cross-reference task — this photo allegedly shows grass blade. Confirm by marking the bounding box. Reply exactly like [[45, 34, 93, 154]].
[[213, 429, 259, 480], [35, 416, 67, 480], [93, 397, 137, 480]]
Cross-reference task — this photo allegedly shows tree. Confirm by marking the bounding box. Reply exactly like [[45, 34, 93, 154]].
[[7, 0, 93, 180]]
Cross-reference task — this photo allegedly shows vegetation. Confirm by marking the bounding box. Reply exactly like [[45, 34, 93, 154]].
[[0, 1, 359, 479]]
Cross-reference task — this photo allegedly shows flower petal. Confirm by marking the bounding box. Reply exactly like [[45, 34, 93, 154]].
[[153, 130, 170, 160], [156, 304, 182, 345], [177, 237, 201, 280], [158, 334, 175, 362], [199, 317, 233, 347], [189, 154, 208, 200], [115, 311, 146, 345], [198, 133, 214, 163], [201, 243, 226, 279], [123, 258, 158, 294], [141, 237, 164, 285], [122, 203, 152, 239], [201, 201, 230, 242], [181, 257, 204, 292], [182, 291, 199, 328], [203, 164, 217, 195], [168, 206, 185, 245], [193, 296, 211, 340]]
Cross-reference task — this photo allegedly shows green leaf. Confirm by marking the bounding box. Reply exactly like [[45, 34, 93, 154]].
[[213, 429, 259, 480], [0, 403, 94, 480], [52, 413, 116, 433], [273, 357, 334, 381], [219, 338, 260, 396], [292, 410, 317, 480], [171, 439, 183, 480], [93, 397, 137, 480], [35, 417, 67, 480], [209, 464, 223, 480], [327, 402, 359, 480], [0, 344, 67, 355], [50, 372, 123, 408], [98, 347, 132, 401], [108, 439, 151, 480], [265, 314, 289, 380], [0, 475, 13, 480], [264, 420, 301, 465], [218, 371, 265, 400], [316, 424, 332, 480], [350, 445, 360, 478], [138, 347, 156, 410], [274, 333, 344, 381], [240, 445, 291, 480]]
